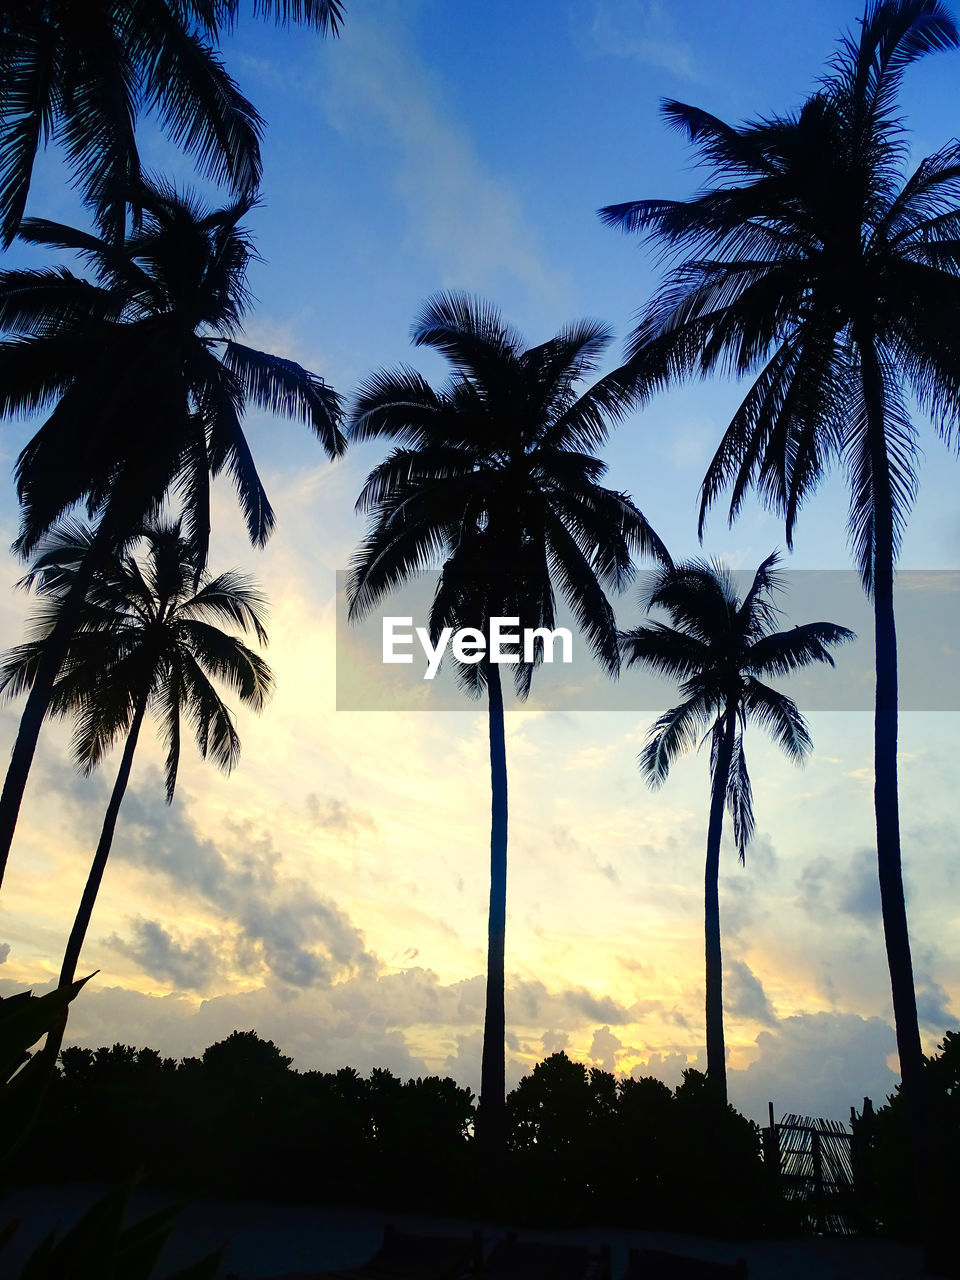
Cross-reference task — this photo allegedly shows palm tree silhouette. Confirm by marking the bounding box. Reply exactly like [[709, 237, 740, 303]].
[[0, 180, 343, 888], [0, 0, 345, 246], [600, 0, 958, 1155], [621, 553, 852, 1101], [347, 292, 667, 1138], [0, 517, 273, 992]]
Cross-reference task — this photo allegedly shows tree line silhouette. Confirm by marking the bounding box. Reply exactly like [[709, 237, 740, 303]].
[[5, 1028, 797, 1235], [11, 1026, 959, 1242], [0, 0, 958, 1261]]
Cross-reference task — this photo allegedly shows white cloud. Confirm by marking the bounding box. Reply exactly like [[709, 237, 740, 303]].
[[321, 8, 564, 302], [725, 959, 778, 1028], [728, 1012, 898, 1122], [587, 0, 697, 79], [103, 769, 377, 989]]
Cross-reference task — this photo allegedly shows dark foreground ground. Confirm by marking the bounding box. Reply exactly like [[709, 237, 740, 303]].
[[0, 1183, 927, 1279]]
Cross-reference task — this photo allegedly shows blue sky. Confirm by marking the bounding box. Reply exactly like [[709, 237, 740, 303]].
[[0, 0, 958, 1124]]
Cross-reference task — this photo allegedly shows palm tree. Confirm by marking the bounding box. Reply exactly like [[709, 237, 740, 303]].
[[0, 0, 345, 246], [0, 517, 273, 992], [621, 553, 852, 1101], [600, 0, 959, 1164], [347, 292, 668, 1139], [0, 180, 343, 888]]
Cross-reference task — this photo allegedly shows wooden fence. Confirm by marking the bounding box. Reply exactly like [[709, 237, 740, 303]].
[[762, 1104, 857, 1233]]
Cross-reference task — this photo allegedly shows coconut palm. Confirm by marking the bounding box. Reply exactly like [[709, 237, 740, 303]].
[[347, 292, 668, 1138], [0, 179, 343, 888], [0, 0, 345, 246], [600, 0, 959, 1151], [0, 517, 273, 990], [622, 553, 852, 1100]]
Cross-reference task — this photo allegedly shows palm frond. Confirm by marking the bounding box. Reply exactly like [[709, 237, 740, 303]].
[[639, 694, 714, 788], [177, 619, 274, 709], [246, 0, 345, 32], [725, 730, 755, 864], [619, 622, 709, 682], [0, 17, 56, 247], [741, 677, 812, 763], [137, 8, 263, 196], [746, 621, 855, 676], [180, 570, 270, 645], [412, 291, 524, 384], [179, 647, 243, 777], [220, 340, 345, 457]]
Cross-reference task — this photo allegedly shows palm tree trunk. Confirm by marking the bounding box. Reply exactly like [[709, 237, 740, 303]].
[[0, 518, 115, 893], [704, 704, 736, 1103], [860, 341, 929, 1218], [59, 696, 147, 991], [479, 659, 508, 1146], [43, 696, 147, 1067]]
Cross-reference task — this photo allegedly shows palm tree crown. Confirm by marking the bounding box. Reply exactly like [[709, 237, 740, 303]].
[[0, 516, 273, 802], [0, 0, 345, 246], [0, 180, 345, 562], [600, 0, 960, 583], [624, 553, 853, 858], [348, 291, 667, 677]]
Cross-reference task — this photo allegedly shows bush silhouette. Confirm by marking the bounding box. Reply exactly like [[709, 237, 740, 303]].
[[20, 1036, 792, 1233]]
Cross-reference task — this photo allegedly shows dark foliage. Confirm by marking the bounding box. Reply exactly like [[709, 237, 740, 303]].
[[17, 1037, 791, 1236], [851, 1029, 960, 1240], [504, 1053, 787, 1235], [0, 0, 345, 246]]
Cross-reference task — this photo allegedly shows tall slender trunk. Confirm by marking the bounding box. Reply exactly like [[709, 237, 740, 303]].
[[704, 703, 736, 1104], [60, 696, 147, 990], [0, 519, 115, 892], [44, 697, 147, 1066], [478, 659, 508, 1146], [860, 340, 928, 1219]]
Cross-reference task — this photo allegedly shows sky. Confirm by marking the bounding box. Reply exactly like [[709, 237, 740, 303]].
[[0, 0, 959, 1126]]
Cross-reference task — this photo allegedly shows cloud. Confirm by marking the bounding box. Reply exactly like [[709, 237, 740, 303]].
[[913, 954, 954, 1033], [551, 823, 622, 886], [36, 978, 427, 1078], [588, 0, 697, 78], [630, 1050, 702, 1088], [837, 848, 883, 921], [728, 1012, 898, 1122], [322, 10, 563, 300], [541, 1029, 570, 1054], [589, 1024, 623, 1072], [305, 792, 376, 836], [508, 980, 634, 1029], [15, 965, 622, 1091], [0, 943, 9, 964], [725, 959, 778, 1027], [796, 847, 882, 924], [110, 770, 376, 988], [0, 958, 660, 1092], [916, 978, 953, 1032], [106, 920, 222, 992]]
